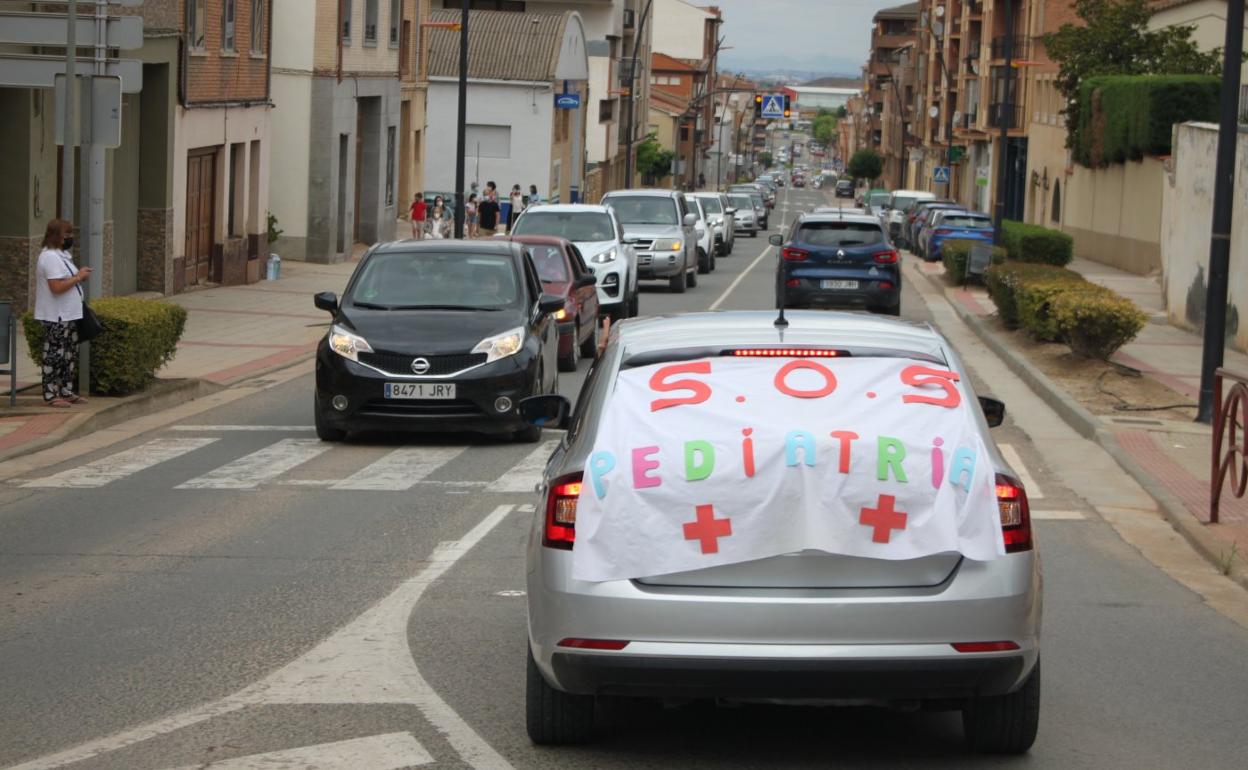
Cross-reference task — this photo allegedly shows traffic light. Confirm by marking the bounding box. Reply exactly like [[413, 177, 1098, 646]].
[[783, 95, 791, 119], [754, 94, 763, 118]]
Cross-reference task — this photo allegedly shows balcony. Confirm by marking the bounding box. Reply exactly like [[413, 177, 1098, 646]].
[[990, 35, 1029, 61], [987, 102, 1023, 129], [873, 33, 914, 50]]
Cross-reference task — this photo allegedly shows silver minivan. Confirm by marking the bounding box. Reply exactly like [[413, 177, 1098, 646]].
[[519, 311, 1041, 752], [601, 190, 699, 294]]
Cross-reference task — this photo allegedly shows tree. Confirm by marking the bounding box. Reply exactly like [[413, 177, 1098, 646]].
[[1044, 0, 1222, 148], [635, 134, 675, 183], [847, 149, 882, 183], [812, 113, 838, 146], [759, 151, 773, 169], [835, 106, 848, 119]]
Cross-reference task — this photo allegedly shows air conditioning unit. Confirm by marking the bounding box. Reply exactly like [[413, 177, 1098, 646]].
[[623, 9, 636, 29]]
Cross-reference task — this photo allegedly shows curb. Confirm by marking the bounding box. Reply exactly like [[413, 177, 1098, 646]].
[[0, 378, 223, 465], [916, 263, 1248, 591]]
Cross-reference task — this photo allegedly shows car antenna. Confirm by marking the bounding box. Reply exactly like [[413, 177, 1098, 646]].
[[774, 254, 789, 328]]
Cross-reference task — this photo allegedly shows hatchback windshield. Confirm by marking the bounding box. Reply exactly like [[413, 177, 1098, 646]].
[[729, 195, 753, 210], [604, 196, 679, 225], [512, 211, 615, 242], [349, 252, 520, 310], [941, 215, 993, 229], [524, 245, 569, 283], [796, 222, 886, 247], [869, 191, 891, 207]]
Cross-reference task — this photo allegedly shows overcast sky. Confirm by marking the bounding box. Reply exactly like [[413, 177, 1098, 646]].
[[710, 0, 905, 75]]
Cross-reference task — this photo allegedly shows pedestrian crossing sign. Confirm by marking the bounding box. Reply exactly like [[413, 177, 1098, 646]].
[[933, 166, 951, 184], [761, 95, 785, 119]]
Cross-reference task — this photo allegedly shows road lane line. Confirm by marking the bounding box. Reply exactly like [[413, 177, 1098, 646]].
[[164, 732, 433, 769], [1031, 510, 1087, 520], [331, 446, 467, 491], [176, 439, 330, 490], [168, 425, 315, 432], [486, 439, 560, 493], [19, 438, 219, 489], [708, 245, 775, 311], [998, 443, 1044, 499]]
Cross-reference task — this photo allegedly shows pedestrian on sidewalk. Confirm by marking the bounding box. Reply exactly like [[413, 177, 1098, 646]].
[[528, 184, 542, 207], [34, 218, 91, 408], [465, 193, 480, 239], [508, 184, 525, 232], [427, 206, 451, 240], [409, 193, 427, 240], [698, 172, 706, 190], [478, 182, 500, 237]]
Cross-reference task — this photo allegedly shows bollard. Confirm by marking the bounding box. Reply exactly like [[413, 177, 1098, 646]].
[[266, 253, 281, 281]]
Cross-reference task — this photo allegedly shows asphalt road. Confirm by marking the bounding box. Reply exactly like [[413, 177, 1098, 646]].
[[2, 181, 1247, 770]]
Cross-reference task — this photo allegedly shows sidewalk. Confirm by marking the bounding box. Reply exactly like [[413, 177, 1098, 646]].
[[913, 256, 1248, 582], [1, 258, 357, 461]]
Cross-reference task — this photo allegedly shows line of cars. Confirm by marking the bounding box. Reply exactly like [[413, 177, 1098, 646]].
[[876, 190, 995, 262]]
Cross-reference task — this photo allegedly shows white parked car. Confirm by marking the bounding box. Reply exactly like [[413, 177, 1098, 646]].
[[690, 192, 735, 256], [683, 195, 716, 274]]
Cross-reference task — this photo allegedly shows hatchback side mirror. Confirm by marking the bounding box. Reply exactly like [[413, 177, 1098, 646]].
[[725, 207, 737, 215], [520, 394, 572, 431], [575, 273, 597, 288], [979, 396, 1006, 428], [538, 294, 565, 315], [314, 291, 339, 314], [768, 234, 784, 247], [683, 213, 698, 227]]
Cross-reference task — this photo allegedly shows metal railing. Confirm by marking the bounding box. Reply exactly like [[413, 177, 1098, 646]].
[[987, 102, 1023, 129], [990, 35, 1029, 60], [1212, 368, 1248, 523]]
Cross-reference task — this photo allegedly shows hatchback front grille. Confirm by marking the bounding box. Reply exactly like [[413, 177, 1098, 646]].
[[358, 351, 487, 376]]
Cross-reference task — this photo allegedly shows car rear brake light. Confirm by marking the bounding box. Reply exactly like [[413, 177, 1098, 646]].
[[952, 641, 1020, 653], [781, 247, 809, 261], [732, 348, 842, 357], [557, 638, 631, 650], [996, 473, 1033, 553], [542, 473, 583, 550], [872, 249, 899, 264], [934, 228, 953, 235]]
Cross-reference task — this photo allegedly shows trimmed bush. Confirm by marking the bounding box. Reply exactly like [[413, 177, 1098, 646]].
[[1075, 75, 1219, 167], [1017, 278, 1112, 342], [942, 240, 1007, 285], [24, 297, 187, 395], [984, 262, 1083, 328], [1051, 290, 1148, 359], [1001, 220, 1074, 266]]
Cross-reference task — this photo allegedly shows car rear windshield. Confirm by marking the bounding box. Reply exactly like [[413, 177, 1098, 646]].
[[604, 196, 678, 225], [891, 195, 920, 211], [524, 245, 569, 282], [869, 191, 891, 205], [511, 211, 615, 242], [699, 197, 723, 214], [940, 215, 993, 229], [796, 222, 886, 247], [349, 252, 520, 310]]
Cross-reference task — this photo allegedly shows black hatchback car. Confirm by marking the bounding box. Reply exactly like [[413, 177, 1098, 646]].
[[313, 240, 563, 442], [770, 212, 901, 315]]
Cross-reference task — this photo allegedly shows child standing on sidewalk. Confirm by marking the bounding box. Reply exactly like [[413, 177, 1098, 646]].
[[410, 193, 427, 240]]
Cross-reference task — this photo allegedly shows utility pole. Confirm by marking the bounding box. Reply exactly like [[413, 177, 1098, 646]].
[[79, 0, 109, 396], [61, 0, 77, 219], [622, 0, 655, 190], [1195, 0, 1244, 422], [991, 0, 1014, 243], [453, 0, 469, 239]]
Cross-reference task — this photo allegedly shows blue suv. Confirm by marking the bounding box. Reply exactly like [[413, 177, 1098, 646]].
[[771, 212, 900, 316]]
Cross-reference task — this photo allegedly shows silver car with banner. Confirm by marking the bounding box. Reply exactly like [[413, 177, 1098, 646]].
[[518, 311, 1041, 753]]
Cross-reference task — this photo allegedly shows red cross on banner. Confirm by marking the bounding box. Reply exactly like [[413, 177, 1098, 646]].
[[859, 494, 908, 544], [683, 504, 733, 554]]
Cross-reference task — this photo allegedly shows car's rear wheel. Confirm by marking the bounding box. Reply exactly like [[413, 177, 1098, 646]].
[[709, 249, 717, 272], [963, 659, 1040, 754], [314, 394, 347, 442], [628, 290, 640, 317], [750, 230, 758, 238], [669, 272, 687, 293], [686, 267, 698, 288], [580, 317, 601, 360], [526, 645, 594, 745], [557, 328, 580, 372]]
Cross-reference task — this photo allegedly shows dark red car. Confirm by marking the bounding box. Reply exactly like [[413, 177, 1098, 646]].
[[508, 236, 601, 372]]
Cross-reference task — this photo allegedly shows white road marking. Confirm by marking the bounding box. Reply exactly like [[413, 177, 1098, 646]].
[[168, 425, 315, 432], [164, 732, 433, 769], [998, 443, 1044, 499], [487, 439, 559, 493], [1031, 509, 1087, 520], [7, 505, 520, 770], [19, 438, 219, 489], [708, 244, 775, 311], [176, 439, 331, 490], [331, 446, 467, 491]]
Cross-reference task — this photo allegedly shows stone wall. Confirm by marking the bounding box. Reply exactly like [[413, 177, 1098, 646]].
[[0, 235, 35, 312], [137, 207, 175, 293]]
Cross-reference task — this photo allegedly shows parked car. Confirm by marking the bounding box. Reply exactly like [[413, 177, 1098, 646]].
[[519, 311, 1039, 752], [908, 201, 962, 255], [690, 192, 735, 256], [510, 204, 639, 319], [925, 210, 996, 262], [601, 189, 700, 293], [728, 193, 761, 237], [834, 179, 855, 198], [862, 188, 892, 216], [312, 240, 561, 443], [683, 195, 717, 274], [728, 186, 769, 229], [508, 236, 601, 372], [771, 211, 901, 315], [881, 189, 937, 244]]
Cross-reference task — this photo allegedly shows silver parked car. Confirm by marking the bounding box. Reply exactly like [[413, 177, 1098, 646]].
[[728, 193, 760, 238], [602, 190, 700, 294], [519, 311, 1041, 752], [690, 192, 735, 256]]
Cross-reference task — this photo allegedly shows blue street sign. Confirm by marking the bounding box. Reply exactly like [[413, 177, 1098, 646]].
[[933, 166, 951, 184], [554, 92, 581, 109], [761, 94, 785, 119]]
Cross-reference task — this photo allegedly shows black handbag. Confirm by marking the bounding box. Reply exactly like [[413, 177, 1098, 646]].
[[60, 255, 104, 341]]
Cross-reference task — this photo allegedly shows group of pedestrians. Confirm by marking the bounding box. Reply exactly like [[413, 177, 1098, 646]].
[[408, 182, 542, 240]]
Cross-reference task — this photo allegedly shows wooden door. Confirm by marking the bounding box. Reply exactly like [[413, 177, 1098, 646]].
[[185, 149, 216, 285]]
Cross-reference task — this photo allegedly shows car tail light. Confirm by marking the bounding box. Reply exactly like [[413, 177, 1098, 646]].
[[934, 228, 953, 236], [557, 638, 630, 650], [996, 474, 1033, 553], [543, 473, 583, 550], [952, 641, 1020, 653], [732, 348, 841, 357], [781, 247, 809, 261], [873, 249, 899, 264], [879, 281, 895, 290], [785, 278, 800, 287]]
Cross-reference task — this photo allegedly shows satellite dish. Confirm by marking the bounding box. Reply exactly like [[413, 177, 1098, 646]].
[[929, 105, 940, 119]]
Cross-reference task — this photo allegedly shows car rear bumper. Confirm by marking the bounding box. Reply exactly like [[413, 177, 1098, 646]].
[[784, 277, 900, 310]]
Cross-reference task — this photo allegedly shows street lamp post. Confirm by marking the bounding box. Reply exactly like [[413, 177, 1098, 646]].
[[992, 0, 1015, 243], [453, 1, 469, 239], [622, 0, 655, 189]]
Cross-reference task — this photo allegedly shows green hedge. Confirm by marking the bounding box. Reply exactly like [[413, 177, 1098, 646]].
[[984, 262, 1085, 328], [1017, 279, 1111, 342], [942, 240, 1007, 285], [1051, 290, 1148, 359], [24, 297, 187, 395], [1076, 75, 1219, 167], [1001, 220, 1074, 266]]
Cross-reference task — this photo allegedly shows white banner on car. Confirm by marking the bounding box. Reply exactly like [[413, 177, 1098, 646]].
[[572, 356, 1004, 582]]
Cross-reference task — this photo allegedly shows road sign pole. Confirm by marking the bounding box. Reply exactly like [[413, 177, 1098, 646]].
[[453, 0, 468, 239], [61, 0, 77, 219]]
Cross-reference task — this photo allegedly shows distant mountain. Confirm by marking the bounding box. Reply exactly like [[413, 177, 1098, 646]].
[[803, 76, 862, 89], [730, 67, 859, 86]]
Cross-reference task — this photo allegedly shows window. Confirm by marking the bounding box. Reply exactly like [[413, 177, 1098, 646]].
[[222, 0, 236, 51], [251, 0, 265, 54], [669, 76, 682, 85], [341, 0, 352, 40], [365, 0, 378, 43], [390, 0, 400, 46], [386, 126, 396, 206], [599, 99, 614, 124], [188, 0, 206, 50]]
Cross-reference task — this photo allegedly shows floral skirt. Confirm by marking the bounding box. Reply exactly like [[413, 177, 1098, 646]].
[[41, 320, 78, 401]]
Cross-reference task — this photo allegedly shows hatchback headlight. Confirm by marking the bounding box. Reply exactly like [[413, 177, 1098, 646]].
[[590, 248, 617, 264], [328, 324, 373, 363], [472, 327, 525, 363], [653, 238, 683, 252]]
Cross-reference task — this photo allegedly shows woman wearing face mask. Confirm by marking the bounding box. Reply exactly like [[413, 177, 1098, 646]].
[[34, 219, 91, 407]]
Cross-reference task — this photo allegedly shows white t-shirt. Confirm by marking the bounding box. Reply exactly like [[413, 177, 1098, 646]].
[[34, 248, 83, 323]]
